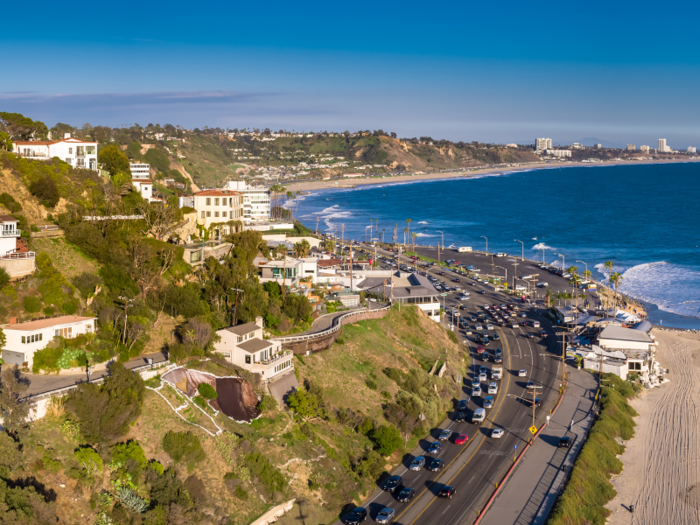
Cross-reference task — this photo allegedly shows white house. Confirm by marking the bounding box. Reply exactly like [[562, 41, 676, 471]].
[[193, 189, 244, 237], [223, 181, 271, 223], [13, 135, 98, 170], [357, 271, 441, 321], [1, 315, 97, 368], [0, 215, 35, 278], [213, 317, 293, 382], [598, 325, 655, 352], [259, 257, 302, 288]]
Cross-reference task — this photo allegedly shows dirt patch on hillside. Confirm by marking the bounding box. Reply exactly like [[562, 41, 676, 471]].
[[169, 159, 200, 191], [31, 237, 99, 278], [0, 168, 49, 223]]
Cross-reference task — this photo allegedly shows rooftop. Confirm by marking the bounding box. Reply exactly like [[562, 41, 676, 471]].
[[195, 189, 243, 197], [0, 215, 17, 222], [224, 321, 259, 336], [317, 258, 342, 268], [600, 325, 653, 344], [3, 315, 95, 331], [238, 338, 274, 354]]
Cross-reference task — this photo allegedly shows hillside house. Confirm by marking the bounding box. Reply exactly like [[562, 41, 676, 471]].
[[0, 215, 35, 278], [13, 136, 98, 170]]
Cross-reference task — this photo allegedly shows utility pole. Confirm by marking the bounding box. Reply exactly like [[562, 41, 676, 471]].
[[350, 244, 353, 292], [315, 216, 320, 235], [341, 223, 346, 257], [513, 260, 519, 291]]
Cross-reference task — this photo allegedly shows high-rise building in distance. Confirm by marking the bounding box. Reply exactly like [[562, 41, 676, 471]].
[[536, 138, 552, 151], [658, 138, 671, 153]]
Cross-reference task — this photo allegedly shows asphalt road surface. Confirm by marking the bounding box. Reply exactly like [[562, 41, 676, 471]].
[[336, 244, 570, 525]]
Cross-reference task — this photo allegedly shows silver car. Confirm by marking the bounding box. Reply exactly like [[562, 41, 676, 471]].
[[376, 508, 395, 524]]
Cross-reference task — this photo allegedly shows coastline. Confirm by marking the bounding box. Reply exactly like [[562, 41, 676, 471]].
[[283, 157, 700, 193]]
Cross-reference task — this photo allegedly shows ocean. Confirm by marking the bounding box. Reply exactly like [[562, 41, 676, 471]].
[[291, 162, 700, 329]]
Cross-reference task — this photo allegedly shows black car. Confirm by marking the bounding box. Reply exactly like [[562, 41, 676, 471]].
[[455, 410, 467, 422], [458, 399, 468, 410], [344, 507, 368, 524], [397, 487, 415, 502], [438, 485, 456, 499], [558, 436, 571, 448], [428, 458, 444, 472], [382, 475, 402, 493]]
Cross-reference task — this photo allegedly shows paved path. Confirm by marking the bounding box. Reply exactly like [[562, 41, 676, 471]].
[[480, 367, 598, 525], [22, 351, 168, 398], [281, 302, 388, 337]]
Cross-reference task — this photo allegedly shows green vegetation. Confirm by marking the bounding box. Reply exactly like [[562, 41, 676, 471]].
[[548, 374, 640, 525], [162, 431, 206, 464], [197, 383, 218, 400]]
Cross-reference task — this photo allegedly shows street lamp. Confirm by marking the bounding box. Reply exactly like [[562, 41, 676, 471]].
[[481, 235, 488, 254], [514, 239, 524, 261], [576, 260, 588, 276], [556, 253, 565, 271]]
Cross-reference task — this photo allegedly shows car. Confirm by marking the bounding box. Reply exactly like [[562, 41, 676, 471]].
[[526, 333, 535, 339], [486, 324, 494, 330], [482, 338, 490, 346], [454, 433, 468, 445], [476, 346, 485, 354], [470, 316, 477, 322], [479, 366, 487, 374], [493, 354, 503, 363], [464, 329, 473, 336], [453, 278, 460, 282], [438, 429, 451, 441], [527, 381, 541, 390], [382, 475, 403, 493], [492, 332, 500, 340], [475, 324, 483, 331], [455, 410, 467, 422], [494, 349, 503, 357], [438, 271, 446, 276], [521, 312, 527, 318], [537, 282, 548, 288], [409, 456, 425, 471], [438, 485, 456, 499], [558, 436, 571, 448], [532, 321, 541, 328], [428, 441, 442, 454], [483, 395, 494, 408], [471, 378, 480, 389], [541, 330, 548, 338], [458, 399, 468, 410], [344, 507, 368, 525], [479, 290, 487, 294], [518, 369, 527, 377], [471, 386, 482, 397], [428, 458, 444, 472], [511, 323, 519, 328], [488, 382, 498, 394], [375, 508, 395, 524], [479, 372, 487, 382], [397, 487, 415, 502], [491, 428, 505, 439]]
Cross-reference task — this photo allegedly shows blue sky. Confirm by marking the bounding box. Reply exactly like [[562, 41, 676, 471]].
[[4, 0, 700, 146]]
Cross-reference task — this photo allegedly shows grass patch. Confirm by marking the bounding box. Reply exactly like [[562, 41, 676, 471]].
[[547, 373, 640, 525]]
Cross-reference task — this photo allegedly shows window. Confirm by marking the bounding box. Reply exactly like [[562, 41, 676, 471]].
[[214, 211, 219, 218], [21, 336, 25, 344], [245, 355, 251, 364], [215, 198, 219, 206], [190, 250, 202, 263], [69, 147, 73, 154], [201, 211, 205, 218], [628, 361, 642, 371], [206, 198, 211, 205], [86, 146, 95, 154], [206, 211, 211, 217], [222, 211, 227, 218], [86, 324, 92, 333]]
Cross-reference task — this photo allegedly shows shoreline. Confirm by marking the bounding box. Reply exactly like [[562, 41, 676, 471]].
[[282, 157, 700, 193]]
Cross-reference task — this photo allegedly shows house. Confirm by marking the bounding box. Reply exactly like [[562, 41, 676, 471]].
[[1, 315, 97, 368], [213, 317, 293, 382], [598, 325, 655, 352], [13, 135, 98, 170], [193, 189, 244, 238], [0, 215, 36, 278], [357, 271, 441, 321], [223, 181, 271, 223], [317, 258, 342, 271], [332, 291, 360, 308], [259, 257, 302, 288]]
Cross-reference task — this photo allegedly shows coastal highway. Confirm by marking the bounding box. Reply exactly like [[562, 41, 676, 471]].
[[336, 244, 566, 525]]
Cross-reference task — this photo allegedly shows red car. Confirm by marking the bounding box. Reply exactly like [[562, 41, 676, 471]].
[[476, 346, 485, 354], [454, 434, 468, 445]]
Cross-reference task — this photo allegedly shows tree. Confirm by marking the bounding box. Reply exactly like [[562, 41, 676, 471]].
[[294, 239, 310, 258], [609, 272, 623, 313], [97, 144, 130, 177], [406, 218, 412, 246], [0, 365, 29, 436], [137, 201, 177, 241], [29, 174, 60, 208], [0, 326, 5, 351], [0, 112, 48, 140], [287, 388, 320, 420], [604, 261, 614, 310], [0, 131, 11, 151], [370, 425, 403, 456]]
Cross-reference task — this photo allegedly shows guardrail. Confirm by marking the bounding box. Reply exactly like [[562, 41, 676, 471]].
[[0, 251, 35, 260], [273, 304, 391, 343]]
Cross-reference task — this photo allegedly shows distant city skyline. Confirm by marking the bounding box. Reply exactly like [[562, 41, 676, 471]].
[[4, 1, 700, 148]]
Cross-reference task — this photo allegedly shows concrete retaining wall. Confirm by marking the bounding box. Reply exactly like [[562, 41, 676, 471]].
[[250, 499, 296, 525], [0, 257, 35, 278]]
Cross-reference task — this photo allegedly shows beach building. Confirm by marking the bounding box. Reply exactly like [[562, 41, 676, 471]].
[[544, 149, 572, 158], [627, 145, 635, 151], [357, 270, 441, 322], [343, 173, 364, 178], [594, 143, 602, 149], [1, 315, 96, 368], [688, 147, 696, 153], [506, 143, 518, 148], [12, 135, 98, 170], [640, 145, 650, 153], [535, 138, 552, 151], [223, 181, 271, 223], [258, 257, 302, 288], [658, 138, 671, 153], [598, 325, 655, 352], [213, 317, 293, 382], [0, 215, 35, 279], [193, 189, 244, 237]]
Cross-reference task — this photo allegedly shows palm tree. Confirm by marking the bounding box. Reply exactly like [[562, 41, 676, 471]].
[[406, 219, 412, 245], [604, 261, 614, 311], [403, 227, 409, 246], [382, 228, 385, 244], [609, 272, 623, 314], [411, 232, 417, 256]]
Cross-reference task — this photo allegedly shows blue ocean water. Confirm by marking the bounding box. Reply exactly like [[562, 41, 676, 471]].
[[293, 163, 700, 328]]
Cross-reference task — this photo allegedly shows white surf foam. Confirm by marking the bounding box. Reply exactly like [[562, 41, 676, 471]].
[[532, 242, 554, 251], [417, 221, 429, 225]]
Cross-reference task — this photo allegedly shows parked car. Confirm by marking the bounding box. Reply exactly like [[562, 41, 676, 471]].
[[382, 475, 402, 493], [454, 434, 468, 445], [344, 507, 368, 525], [558, 436, 571, 448], [409, 457, 425, 471], [397, 487, 415, 502], [438, 485, 456, 499], [375, 508, 395, 524]]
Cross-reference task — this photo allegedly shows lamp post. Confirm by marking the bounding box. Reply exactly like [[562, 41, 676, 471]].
[[556, 253, 565, 272], [481, 235, 488, 254], [437, 230, 444, 264], [514, 239, 524, 261], [576, 260, 588, 276]]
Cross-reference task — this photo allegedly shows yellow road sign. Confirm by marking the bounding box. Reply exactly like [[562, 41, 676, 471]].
[[529, 425, 538, 434]]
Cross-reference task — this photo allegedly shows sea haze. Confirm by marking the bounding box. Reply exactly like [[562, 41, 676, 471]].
[[293, 162, 700, 328]]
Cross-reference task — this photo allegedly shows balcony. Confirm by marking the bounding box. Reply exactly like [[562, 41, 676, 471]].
[[0, 251, 35, 260], [0, 229, 20, 237], [246, 350, 294, 378], [18, 152, 48, 158]]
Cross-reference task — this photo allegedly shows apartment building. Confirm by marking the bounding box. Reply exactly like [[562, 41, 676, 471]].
[[1, 315, 97, 368], [627, 145, 636, 151], [640, 145, 650, 153], [535, 138, 552, 151], [688, 147, 697, 153], [658, 138, 671, 153], [193, 189, 244, 236], [223, 181, 271, 223], [12, 135, 98, 170], [544, 149, 572, 158]]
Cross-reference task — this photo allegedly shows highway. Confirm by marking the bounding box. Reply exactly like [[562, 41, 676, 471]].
[[336, 244, 578, 525]]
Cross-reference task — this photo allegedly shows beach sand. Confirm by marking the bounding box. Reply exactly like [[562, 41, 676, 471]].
[[606, 329, 700, 524], [282, 158, 700, 193]]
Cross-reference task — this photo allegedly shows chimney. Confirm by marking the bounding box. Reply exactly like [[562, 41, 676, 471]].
[[64, 132, 71, 139], [256, 316, 264, 328], [9, 317, 17, 325]]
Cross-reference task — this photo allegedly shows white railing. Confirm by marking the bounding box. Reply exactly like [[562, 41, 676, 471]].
[[18, 152, 48, 158], [0, 229, 20, 237], [256, 350, 293, 366], [0, 251, 34, 260]]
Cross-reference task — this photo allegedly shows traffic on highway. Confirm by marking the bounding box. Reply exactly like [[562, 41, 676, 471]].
[[337, 243, 574, 525]]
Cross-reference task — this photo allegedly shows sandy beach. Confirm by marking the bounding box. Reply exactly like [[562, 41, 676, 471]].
[[282, 158, 700, 193], [606, 328, 700, 524]]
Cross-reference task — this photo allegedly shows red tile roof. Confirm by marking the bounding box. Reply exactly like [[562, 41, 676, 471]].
[[0, 215, 17, 222], [317, 258, 342, 267], [195, 189, 243, 197]]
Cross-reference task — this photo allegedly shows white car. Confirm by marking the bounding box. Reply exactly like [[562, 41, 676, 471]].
[[491, 428, 505, 439], [521, 313, 527, 318], [471, 386, 482, 397], [475, 324, 483, 331], [488, 382, 498, 394], [479, 372, 488, 382], [518, 370, 527, 377], [512, 323, 519, 328], [486, 324, 494, 330]]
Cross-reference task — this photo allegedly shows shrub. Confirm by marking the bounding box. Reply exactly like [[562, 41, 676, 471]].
[[21, 295, 42, 314], [184, 475, 208, 505], [116, 486, 148, 514], [365, 378, 378, 390], [197, 383, 218, 400], [0, 193, 22, 213], [446, 330, 459, 344], [65, 362, 145, 442], [74, 446, 103, 480], [32, 346, 64, 373], [193, 395, 208, 410], [257, 394, 277, 412], [111, 440, 148, 473], [234, 485, 248, 500], [244, 452, 287, 496], [29, 174, 60, 207], [145, 468, 189, 507], [72, 272, 102, 298], [162, 431, 206, 464], [370, 425, 403, 456]]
